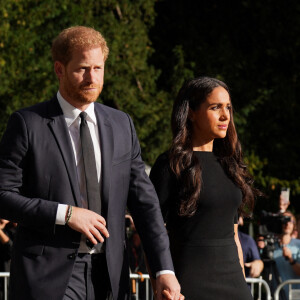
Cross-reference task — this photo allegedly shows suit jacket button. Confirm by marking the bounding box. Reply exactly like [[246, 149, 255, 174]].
[[67, 253, 76, 259]]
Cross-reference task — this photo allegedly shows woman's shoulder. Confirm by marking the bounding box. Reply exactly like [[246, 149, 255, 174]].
[[153, 151, 170, 166], [150, 151, 172, 180]]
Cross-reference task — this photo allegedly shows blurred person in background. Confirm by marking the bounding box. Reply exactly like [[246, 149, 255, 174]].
[[278, 192, 290, 214], [238, 217, 264, 278], [273, 211, 300, 299]]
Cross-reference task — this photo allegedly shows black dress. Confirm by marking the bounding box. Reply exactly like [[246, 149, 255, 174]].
[[150, 151, 253, 300]]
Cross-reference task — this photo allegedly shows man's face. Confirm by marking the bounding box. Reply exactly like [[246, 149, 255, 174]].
[[279, 194, 290, 213], [55, 47, 105, 109]]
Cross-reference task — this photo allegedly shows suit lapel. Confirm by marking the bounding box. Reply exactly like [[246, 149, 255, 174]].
[[47, 97, 81, 207], [95, 104, 114, 218]]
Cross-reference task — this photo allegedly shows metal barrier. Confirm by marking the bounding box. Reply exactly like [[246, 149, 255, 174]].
[[130, 273, 153, 300], [0, 272, 10, 300], [1, 272, 153, 300], [0, 272, 273, 300], [246, 277, 272, 300], [274, 279, 300, 300], [130, 275, 272, 300]]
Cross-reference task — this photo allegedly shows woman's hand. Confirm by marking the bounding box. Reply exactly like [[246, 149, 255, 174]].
[[161, 289, 185, 300]]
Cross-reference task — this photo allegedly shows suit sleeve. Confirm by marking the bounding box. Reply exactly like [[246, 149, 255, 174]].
[[125, 115, 174, 276], [0, 112, 58, 233]]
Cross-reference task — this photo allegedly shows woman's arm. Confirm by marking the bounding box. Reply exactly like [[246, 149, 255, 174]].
[[234, 224, 246, 278]]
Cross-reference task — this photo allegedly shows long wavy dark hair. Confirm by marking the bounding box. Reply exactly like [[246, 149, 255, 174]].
[[169, 76, 256, 217]]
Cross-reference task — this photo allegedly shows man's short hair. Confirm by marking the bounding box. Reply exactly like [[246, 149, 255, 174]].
[[51, 26, 109, 65]]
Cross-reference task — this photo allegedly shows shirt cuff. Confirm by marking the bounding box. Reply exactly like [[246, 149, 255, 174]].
[[56, 204, 68, 225], [156, 270, 175, 278]]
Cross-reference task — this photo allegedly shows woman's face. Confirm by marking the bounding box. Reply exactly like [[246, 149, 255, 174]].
[[189, 86, 231, 143]]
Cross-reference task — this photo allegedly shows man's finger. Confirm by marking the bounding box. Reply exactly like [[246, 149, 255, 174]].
[[90, 227, 104, 243], [86, 231, 99, 245], [94, 221, 109, 238], [97, 215, 107, 226]]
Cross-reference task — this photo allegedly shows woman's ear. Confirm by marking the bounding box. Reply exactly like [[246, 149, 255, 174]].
[[188, 109, 194, 122]]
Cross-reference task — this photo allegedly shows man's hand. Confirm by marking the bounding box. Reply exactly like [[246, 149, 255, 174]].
[[244, 260, 264, 278], [0, 219, 9, 230], [67, 207, 109, 244], [282, 246, 293, 261], [156, 274, 183, 300]]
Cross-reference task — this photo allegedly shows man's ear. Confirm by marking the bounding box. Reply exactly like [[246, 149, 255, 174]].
[[54, 61, 65, 80]]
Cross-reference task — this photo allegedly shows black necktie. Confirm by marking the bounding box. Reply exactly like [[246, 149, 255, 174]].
[[80, 112, 103, 251], [79, 111, 101, 215]]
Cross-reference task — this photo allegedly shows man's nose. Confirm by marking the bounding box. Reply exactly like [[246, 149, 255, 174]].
[[84, 69, 96, 83]]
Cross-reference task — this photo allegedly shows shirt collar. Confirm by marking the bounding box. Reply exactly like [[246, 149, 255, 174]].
[[57, 91, 97, 127]]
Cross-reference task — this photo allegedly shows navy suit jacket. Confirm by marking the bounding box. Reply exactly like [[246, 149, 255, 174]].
[[0, 97, 173, 300]]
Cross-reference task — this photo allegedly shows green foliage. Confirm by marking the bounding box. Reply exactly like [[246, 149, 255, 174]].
[[0, 0, 168, 163], [0, 0, 95, 131]]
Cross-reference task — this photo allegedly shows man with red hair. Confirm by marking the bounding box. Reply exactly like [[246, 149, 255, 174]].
[[0, 26, 182, 300]]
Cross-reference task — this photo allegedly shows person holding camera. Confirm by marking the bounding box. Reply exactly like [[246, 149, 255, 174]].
[[273, 211, 300, 298]]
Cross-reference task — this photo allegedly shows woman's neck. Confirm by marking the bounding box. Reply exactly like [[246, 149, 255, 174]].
[[192, 139, 214, 152]]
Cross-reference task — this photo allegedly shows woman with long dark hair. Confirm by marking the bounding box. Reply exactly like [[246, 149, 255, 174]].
[[150, 76, 256, 299]]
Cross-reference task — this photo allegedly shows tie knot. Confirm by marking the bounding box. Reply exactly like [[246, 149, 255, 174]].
[[80, 111, 87, 122]]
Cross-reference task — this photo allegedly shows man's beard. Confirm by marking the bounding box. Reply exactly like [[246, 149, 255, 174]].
[[64, 78, 102, 105], [76, 85, 102, 103]]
